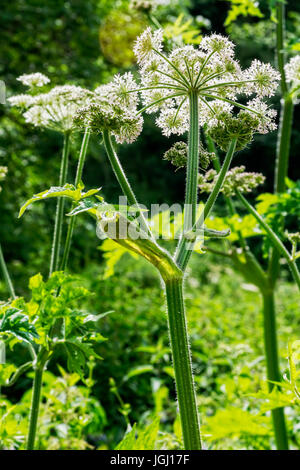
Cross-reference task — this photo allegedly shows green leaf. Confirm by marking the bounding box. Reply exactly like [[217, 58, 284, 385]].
[[115, 424, 137, 450], [0, 307, 39, 345], [134, 418, 160, 450], [224, 0, 264, 26], [0, 363, 17, 386], [64, 338, 101, 378], [124, 364, 155, 381], [115, 418, 160, 450], [256, 193, 279, 215], [99, 239, 138, 279], [163, 366, 175, 378], [68, 198, 100, 217], [202, 407, 270, 441], [19, 184, 101, 217]]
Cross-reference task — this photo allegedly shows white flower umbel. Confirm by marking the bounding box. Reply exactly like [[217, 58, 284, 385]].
[[9, 83, 92, 133], [285, 55, 300, 100], [132, 29, 279, 137], [75, 73, 143, 144], [17, 73, 50, 88], [285, 56, 300, 85]]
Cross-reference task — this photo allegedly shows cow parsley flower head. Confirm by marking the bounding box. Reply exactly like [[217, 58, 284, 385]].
[[243, 60, 280, 98], [132, 28, 279, 138], [199, 34, 235, 58], [17, 73, 50, 88], [9, 82, 92, 133], [95, 72, 139, 111], [75, 74, 143, 144], [133, 27, 164, 65], [285, 56, 300, 87]]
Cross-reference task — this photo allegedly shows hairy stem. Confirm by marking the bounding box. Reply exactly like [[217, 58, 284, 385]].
[[262, 290, 289, 450], [26, 348, 49, 450], [164, 277, 201, 449], [60, 129, 90, 271], [276, 2, 288, 96], [184, 91, 200, 232], [0, 242, 15, 299], [175, 138, 237, 271], [49, 131, 71, 276], [102, 130, 152, 238]]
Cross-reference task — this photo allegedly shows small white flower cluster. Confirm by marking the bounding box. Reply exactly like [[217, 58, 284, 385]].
[[285, 56, 300, 87], [198, 165, 265, 197], [0, 166, 8, 192], [17, 73, 50, 88], [8, 77, 92, 133], [133, 28, 279, 138], [75, 73, 143, 144]]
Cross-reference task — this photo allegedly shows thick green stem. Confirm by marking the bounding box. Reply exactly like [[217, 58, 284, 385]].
[[60, 129, 90, 271], [274, 97, 293, 194], [269, 2, 294, 286], [0, 242, 15, 299], [102, 130, 152, 238], [26, 349, 49, 450], [236, 190, 300, 291], [175, 138, 237, 271], [49, 132, 71, 276], [164, 277, 201, 450], [262, 290, 289, 450], [184, 91, 199, 232], [276, 2, 288, 96]]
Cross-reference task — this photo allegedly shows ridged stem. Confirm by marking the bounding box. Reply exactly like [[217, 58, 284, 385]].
[[184, 91, 199, 233], [26, 348, 49, 450], [164, 277, 202, 450], [175, 138, 237, 271], [60, 129, 90, 271], [49, 132, 71, 276], [102, 130, 152, 238], [262, 290, 289, 450]]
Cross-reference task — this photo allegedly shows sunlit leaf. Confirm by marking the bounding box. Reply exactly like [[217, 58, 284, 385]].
[[19, 184, 102, 217]]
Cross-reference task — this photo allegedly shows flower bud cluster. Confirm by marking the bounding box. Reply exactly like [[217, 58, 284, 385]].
[[74, 73, 143, 144], [198, 165, 265, 196]]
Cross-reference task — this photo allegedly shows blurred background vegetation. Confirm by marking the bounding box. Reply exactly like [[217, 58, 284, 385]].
[[0, 0, 299, 450]]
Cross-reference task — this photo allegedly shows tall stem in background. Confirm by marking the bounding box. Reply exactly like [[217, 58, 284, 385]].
[[269, 2, 294, 285], [0, 242, 15, 299], [61, 129, 90, 271], [49, 132, 71, 276], [262, 2, 291, 448], [261, 290, 289, 450], [164, 276, 202, 449]]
